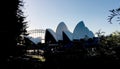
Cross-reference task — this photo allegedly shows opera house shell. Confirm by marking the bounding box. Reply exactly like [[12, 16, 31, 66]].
[[45, 29, 58, 43], [45, 21, 94, 43], [73, 21, 94, 40]]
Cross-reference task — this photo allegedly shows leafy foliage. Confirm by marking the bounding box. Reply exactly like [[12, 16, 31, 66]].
[[108, 7, 120, 24], [16, 0, 27, 36], [95, 29, 105, 37], [0, 0, 27, 58]]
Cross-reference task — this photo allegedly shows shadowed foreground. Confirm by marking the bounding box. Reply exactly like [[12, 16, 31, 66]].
[[4, 47, 120, 69]]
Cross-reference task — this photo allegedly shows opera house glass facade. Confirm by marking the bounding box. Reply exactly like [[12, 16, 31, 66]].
[[45, 21, 94, 44]]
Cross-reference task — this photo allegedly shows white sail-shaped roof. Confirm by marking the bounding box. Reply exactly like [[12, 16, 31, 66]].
[[63, 31, 73, 41], [73, 21, 94, 40], [88, 31, 95, 38], [45, 21, 94, 43], [73, 21, 85, 39], [46, 29, 58, 42], [56, 22, 69, 40]]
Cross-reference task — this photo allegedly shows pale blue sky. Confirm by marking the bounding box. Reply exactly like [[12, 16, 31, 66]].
[[24, 0, 120, 35]]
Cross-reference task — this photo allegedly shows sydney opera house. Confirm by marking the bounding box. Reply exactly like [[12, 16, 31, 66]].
[[45, 21, 95, 44]]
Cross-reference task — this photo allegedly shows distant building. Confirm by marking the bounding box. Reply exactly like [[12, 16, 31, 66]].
[[27, 29, 45, 43], [45, 21, 94, 44], [73, 21, 94, 40], [45, 29, 58, 44]]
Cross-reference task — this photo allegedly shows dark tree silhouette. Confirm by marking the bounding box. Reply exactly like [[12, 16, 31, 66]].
[[95, 29, 105, 37], [0, 0, 27, 61], [108, 7, 120, 24]]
